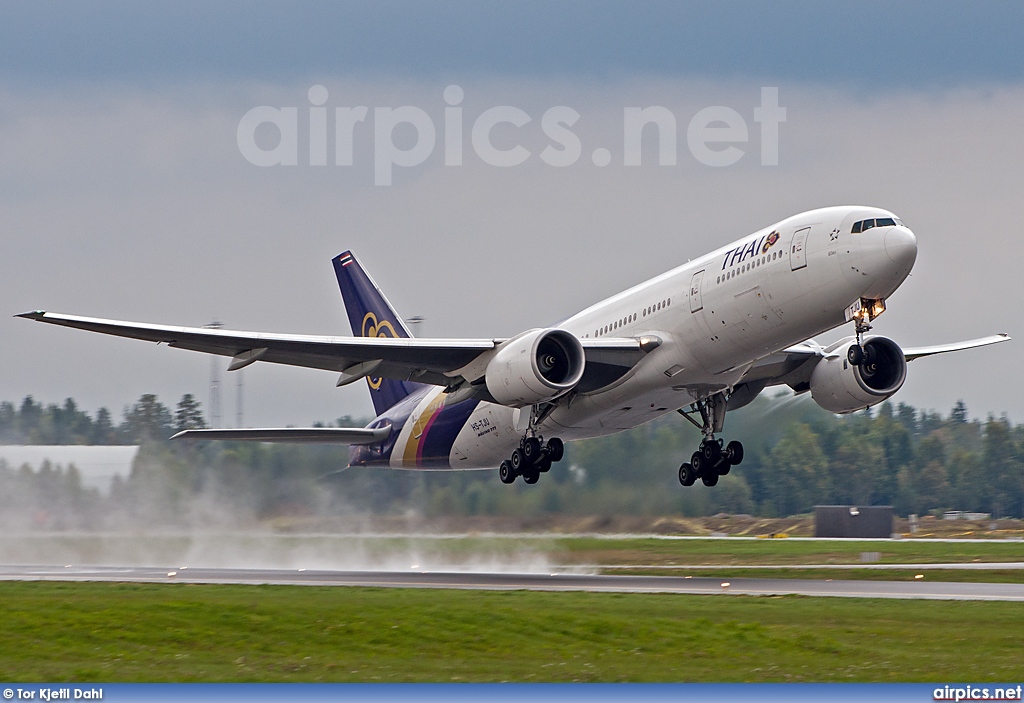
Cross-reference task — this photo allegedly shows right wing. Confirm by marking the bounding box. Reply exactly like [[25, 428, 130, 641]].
[[171, 426, 391, 444], [17, 311, 649, 394]]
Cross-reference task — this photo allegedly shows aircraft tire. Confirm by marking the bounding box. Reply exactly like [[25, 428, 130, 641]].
[[537, 456, 552, 473], [546, 437, 564, 462], [725, 440, 744, 465], [848, 345, 864, 366], [702, 440, 721, 462], [499, 461, 516, 484], [510, 448, 525, 472], [690, 452, 705, 476], [678, 462, 697, 486], [523, 437, 541, 463], [701, 473, 719, 487], [523, 468, 540, 484]]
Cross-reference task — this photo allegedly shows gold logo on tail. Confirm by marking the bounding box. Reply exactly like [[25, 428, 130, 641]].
[[361, 312, 398, 390]]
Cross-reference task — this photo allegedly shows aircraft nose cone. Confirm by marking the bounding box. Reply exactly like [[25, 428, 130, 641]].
[[885, 226, 917, 269]]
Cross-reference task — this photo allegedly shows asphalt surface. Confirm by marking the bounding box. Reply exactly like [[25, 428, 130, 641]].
[[1, 564, 1023, 600]]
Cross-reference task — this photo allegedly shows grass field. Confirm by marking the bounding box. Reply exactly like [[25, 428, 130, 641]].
[[1, 581, 1022, 683]]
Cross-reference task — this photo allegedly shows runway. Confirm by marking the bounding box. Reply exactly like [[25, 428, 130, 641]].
[[1, 564, 1023, 601]]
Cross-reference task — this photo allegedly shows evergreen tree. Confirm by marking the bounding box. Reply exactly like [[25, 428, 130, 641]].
[[950, 400, 969, 424], [174, 394, 206, 432], [122, 394, 174, 442]]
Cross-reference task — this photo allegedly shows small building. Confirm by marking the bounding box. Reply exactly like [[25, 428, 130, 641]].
[[0, 445, 139, 494], [814, 505, 894, 538]]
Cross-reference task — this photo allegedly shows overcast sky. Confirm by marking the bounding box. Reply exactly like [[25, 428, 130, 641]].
[[2, 2, 1022, 426]]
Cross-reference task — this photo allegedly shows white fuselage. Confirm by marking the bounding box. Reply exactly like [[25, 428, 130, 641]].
[[388, 205, 917, 469]]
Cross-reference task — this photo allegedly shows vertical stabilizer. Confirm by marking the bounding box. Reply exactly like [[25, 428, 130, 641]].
[[332, 251, 424, 415]]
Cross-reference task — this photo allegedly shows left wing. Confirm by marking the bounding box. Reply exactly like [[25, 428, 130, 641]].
[[16, 310, 646, 393], [902, 334, 1010, 361], [733, 333, 1011, 400]]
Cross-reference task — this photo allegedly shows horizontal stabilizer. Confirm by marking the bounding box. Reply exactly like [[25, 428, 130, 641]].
[[170, 426, 391, 444]]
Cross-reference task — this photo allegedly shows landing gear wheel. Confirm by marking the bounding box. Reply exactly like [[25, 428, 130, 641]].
[[678, 462, 696, 486], [718, 463, 731, 476], [546, 437, 564, 462], [499, 461, 516, 484], [537, 456, 552, 473], [701, 473, 719, 487], [523, 468, 540, 484], [690, 451, 705, 476], [725, 440, 744, 466], [848, 345, 864, 366], [522, 437, 541, 462], [702, 440, 721, 463], [510, 448, 525, 472]]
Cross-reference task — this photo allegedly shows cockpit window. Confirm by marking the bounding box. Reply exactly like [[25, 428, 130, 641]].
[[852, 217, 902, 233]]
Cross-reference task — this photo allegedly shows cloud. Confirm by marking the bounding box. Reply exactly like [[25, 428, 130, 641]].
[[2, 2, 1023, 88], [2, 77, 1021, 425]]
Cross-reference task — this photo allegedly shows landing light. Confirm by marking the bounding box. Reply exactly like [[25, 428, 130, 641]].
[[845, 298, 886, 324]]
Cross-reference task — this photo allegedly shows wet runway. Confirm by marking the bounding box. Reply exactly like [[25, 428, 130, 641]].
[[1, 564, 1022, 601]]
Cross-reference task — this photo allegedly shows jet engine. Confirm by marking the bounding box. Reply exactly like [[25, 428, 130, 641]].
[[809, 336, 907, 414], [485, 329, 585, 407]]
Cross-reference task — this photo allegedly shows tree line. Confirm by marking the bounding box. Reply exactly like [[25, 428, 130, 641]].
[[0, 391, 1022, 529]]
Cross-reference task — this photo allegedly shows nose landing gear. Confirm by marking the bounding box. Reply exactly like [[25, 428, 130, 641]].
[[676, 394, 744, 488], [847, 297, 886, 366], [499, 436, 564, 485]]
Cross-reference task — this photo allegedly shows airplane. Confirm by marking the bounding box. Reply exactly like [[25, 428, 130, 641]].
[[18, 205, 1009, 487]]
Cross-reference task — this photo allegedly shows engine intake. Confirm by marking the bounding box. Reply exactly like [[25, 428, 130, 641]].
[[485, 329, 585, 407], [810, 336, 907, 414]]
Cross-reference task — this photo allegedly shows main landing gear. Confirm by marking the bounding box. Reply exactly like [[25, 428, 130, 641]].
[[676, 393, 744, 488], [498, 436, 564, 485]]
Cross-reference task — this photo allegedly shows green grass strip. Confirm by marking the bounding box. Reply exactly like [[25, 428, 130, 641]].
[[1, 581, 1022, 683]]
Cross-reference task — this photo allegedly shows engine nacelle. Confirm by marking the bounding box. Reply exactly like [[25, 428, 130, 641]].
[[485, 328, 585, 407], [810, 336, 907, 414]]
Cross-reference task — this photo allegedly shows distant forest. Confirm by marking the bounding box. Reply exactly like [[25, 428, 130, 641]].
[[1, 391, 1022, 529]]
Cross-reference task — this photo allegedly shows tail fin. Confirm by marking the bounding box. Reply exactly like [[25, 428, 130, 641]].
[[332, 251, 424, 415]]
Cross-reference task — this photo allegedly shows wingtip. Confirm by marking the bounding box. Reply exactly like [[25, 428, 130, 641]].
[[15, 310, 46, 320]]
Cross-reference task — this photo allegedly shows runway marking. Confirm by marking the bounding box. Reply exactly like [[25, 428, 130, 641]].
[[2, 565, 1023, 601]]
